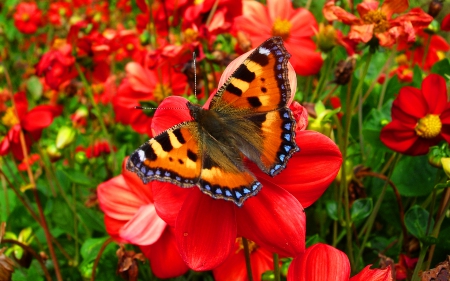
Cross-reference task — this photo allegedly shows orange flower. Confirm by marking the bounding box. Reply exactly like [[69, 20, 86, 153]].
[[234, 0, 323, 76], [324, 0, 433, 46]]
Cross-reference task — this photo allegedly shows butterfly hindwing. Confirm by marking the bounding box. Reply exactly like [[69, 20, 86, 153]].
[[126, 122, 202, 187], [247, 108, 299, 176], [210, 37, 291, 112]]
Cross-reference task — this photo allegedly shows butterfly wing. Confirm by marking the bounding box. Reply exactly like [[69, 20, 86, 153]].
[[126, 122, 202, 187], [210, 37, 299, 176]]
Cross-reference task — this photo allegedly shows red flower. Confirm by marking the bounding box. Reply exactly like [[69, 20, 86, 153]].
[[146, 52, 342, 270], [76, 140, 116, 159], [13, 2, 42, 34], [48, 2, 72, 26], [442, 13, 450, 31], [36, 42, 77, 90], [380, 74, 450, 155], [324, 0, 433, 47], [287, 243, 392, 281], [213, 239, 274, 281], [112, 61, 188, 136], [397, 30, 450, 71], [97, 159, 189, 278], [0, 92, 62, 160], [234, 0, 323, 76]]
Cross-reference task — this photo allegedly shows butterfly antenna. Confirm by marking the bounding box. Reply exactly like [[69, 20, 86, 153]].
[[193, 52, 197, 100], [134, 106, 188, 110]]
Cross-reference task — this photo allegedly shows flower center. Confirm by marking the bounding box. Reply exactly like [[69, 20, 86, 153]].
[[415, 114, 442, 139], [362, 10, 389, 33], [2, 107, 19, 128], [126, 43, 134, 51], [272, 18, 292, 40], [194, 0, 204, 5], [153, 84, 172, 103], [236, 238, 258, 254], [21, 13, 30, 21]]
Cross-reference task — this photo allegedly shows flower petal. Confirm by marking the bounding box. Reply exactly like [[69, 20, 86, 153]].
[[97, 175, 149, 221], [420, 74, 448, 114], [140, 227, 189, 279], [350, 265, 392, 281], [151, 96, 191, 135], [392, 86, 427, 119], [175, 189, 237, 270], [381, 0, 408, 19], [267, 0, 293, 21], [152, 181, 191, 226], [380, 121, 419, 154], [120, 204, 166, 245], [22, 105, 62, 132], [250, 131, 342, 208], [236, 182, 306, 257], [287, 243, 350, 281]]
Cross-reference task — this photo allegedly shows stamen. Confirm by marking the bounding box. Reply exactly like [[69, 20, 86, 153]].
[[415, 114, 442, 139], [272, 18, 292, 40], [362, 10, 389, 33]]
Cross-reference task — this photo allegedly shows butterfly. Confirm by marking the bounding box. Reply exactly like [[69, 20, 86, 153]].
[[126, 37, 299, 207]]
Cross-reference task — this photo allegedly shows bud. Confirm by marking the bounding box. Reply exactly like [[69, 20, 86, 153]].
[[428, 146, 443, 168], [46, 144, 62, 161], [428, 0, 443, 18], [316, 23, 337, 53], [116, 245, 146, 281], [333, 56, 356, 85], [442, 158, 450, 178], [336, 159, 353, 184], [425, 19, 440, 34], [75, 151, 88, 164], [261, 270, 275, 281], [56, 126, 76, 149]]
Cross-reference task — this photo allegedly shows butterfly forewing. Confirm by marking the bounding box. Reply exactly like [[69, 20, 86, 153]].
[[211, 37, 292, 112], [126, 122, 202, 186]]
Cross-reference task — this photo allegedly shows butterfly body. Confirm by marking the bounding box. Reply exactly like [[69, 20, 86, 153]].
[[127, 37, 299, 206]]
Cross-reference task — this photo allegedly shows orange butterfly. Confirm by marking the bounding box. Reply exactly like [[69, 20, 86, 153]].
[[127, 37, 299, 206]]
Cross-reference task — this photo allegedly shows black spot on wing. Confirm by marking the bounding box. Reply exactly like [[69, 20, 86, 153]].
[[178, 159, 184, 164], [235, 65, 256, 83], [250, 52, 269, 66], [247, 96, 262, 108], [143, 143, 157, 161], [226, 83, 243, 96], [157, 132, 173, 152], [173, 128, 186, 144], [187, 149, 198, 162], [261, 87, 267, 93]]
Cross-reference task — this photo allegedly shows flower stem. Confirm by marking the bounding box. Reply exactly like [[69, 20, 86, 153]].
[[273, 253, 280, 281], [311, 52, 334, 102], [411, 242, 428, 281], [242, 237, 254, 281], [377, 46, 396, 109], [74, 62, 117, 170]]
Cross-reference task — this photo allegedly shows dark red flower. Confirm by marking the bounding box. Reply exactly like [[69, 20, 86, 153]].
[[97, 159, 189, 278], [36, 42, 77, 90], [442, 12, 450, 31], [146, 54, 341, 270], [380, 74, 450, 155], [13, 2, 42, 34], [0, 92, 62, 160], [234, 0, 323, 76]]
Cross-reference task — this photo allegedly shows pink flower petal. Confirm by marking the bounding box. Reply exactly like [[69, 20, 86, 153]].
[[97, 175, 149, 221], [236, 182, 306, 257], [120, 204, 166, 245], [175, 189, 237, 271], [267, 0, 293, 21]]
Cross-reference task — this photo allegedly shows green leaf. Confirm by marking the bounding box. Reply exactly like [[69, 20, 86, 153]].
[[431, 58, 450, 79], [60, 168, 94, 186], [49, 200, 75, 237], [391, 155, 437, 196], [412, 65, 423, 88], [11, 260, 44, 281], [351, 198, 373, 222], [325, 200, 339, 221], [306, 234, 322, 247], [26, 76, 43, 100], [76, 202, 105, 233], [405, 205, 434, 239], [80, 237, 109, 262]]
